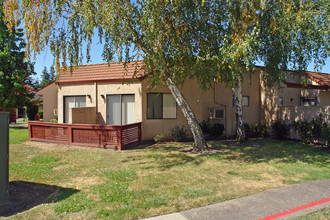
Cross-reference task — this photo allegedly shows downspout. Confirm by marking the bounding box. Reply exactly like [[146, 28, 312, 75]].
[[95, 82, 98, 124], [213, 80, 227, 137]]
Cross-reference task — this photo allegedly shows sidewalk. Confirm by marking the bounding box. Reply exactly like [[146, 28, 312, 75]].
[[145, 179, 330, 220]]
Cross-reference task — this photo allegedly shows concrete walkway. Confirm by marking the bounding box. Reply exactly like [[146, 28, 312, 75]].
[[145, 179, 330, 220]]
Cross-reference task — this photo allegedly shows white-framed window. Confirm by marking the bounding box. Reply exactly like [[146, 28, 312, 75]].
[[209, 108, 224, 119], [279, 97, 284, 106], [233, 96, 249, 107], [106, 94, 135, 125], [147, 93, 176, 119], [301, 97, 317, 106]]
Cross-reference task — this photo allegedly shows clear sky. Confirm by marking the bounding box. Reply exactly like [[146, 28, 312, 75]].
[[32, 39, 330, 81]]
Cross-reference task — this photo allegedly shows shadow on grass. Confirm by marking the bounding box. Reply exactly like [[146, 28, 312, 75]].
[[125, 139, 329, 168], [0, 181, 79, 217], [206, 140, 330, 165], [123, 144, 203, 170], [9, 126, 28, 130]]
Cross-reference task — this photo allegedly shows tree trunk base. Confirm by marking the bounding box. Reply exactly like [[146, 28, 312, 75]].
[[191, 141, 209, 153]]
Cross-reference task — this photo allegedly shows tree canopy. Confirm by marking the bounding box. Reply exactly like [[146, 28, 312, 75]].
[[39, 65, 55, 88], [0, 0, 35, 111], [3, 0, 329, 147]]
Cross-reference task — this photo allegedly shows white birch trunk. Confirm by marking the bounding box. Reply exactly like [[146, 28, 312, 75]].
[[233, 80, 246, 142], [165, 77, 208, 152]]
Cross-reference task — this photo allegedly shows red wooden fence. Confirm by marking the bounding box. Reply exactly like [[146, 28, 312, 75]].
[[28, 121, 142, 150]]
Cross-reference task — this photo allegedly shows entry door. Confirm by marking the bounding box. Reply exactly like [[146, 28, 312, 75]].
[[106, 95, 135, 125]]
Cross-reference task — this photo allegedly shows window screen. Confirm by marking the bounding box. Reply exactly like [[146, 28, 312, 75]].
[[301, 98, 317, 106], [242, 96, 249, 107], [279, 97, 283, 106]]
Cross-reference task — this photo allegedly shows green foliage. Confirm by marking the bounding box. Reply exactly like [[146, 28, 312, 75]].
[[0, 1, 36, 110], [170, 126, 188, 142], [271, 120, 290, 139], [321, 125, 329, 147], [50, 118, 58, 123], [199, 120, 224, 138], [38, 110, 43, 119], [153, 134, 165, 143], [293, 114, 328, 144], [40, 66, 56, 88], [244, 123, 269, 139], [26, 104, 38, 120]]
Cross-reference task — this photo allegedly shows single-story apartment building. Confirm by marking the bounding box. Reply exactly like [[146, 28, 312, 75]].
[[38, 61, 329, 141], [36, 82, 58, 122]]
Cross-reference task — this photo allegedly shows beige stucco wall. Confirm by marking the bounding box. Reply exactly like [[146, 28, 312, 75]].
[[58, 82, 143, 125], [58, 74, 262, 140], [279, 106, 330, 124], [141, 73, 262, 140], [58, 83, 96, 123], [97, 82, 143, 124], [36, 83, 58, 122], [278, 74, 321, 107], [319, 91, 330, 106]]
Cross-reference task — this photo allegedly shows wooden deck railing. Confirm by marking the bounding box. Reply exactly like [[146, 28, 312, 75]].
[[28, 121, 142, 150]]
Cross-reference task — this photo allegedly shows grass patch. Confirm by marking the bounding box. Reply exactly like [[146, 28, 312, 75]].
[[54, 192, 95, 213], [184, 188, 212, 199], [7, 131, 330, 219], [9, 127, 29, 144], [294, 207, 330, 219]]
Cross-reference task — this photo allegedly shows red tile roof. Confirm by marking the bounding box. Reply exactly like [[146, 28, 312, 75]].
[[57, 61, 145, 85], [305, 71, 330, 87]]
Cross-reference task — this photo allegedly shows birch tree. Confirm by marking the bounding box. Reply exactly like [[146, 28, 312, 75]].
[[3, 0, 329, 145], [3, 0, 216, 151], [200, 0, 329, 141]]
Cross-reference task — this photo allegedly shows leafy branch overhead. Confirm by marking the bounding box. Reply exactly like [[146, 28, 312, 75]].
[[3, 0, 329, 148]]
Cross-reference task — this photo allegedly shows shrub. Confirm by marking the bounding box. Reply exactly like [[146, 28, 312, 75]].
[[38, 110, 43, 119], [321, 125, 329, 147], [209, 123, 225, 137], [309, 114, 324, 141], [293, 114, 327, 144], [50, 118, 58, 123], [26, 105, 38, 120], [153, 134, 165, 143], [199, 120, 211, 135], [271, 120, 290, 139], [244, 123, 268, 138], [199, 120, 224, 137], [170, 126, 188, 142]]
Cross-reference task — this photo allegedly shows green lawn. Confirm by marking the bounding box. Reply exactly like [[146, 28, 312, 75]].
[[7, 129, 330, 219], [9, 127, 29, 144]]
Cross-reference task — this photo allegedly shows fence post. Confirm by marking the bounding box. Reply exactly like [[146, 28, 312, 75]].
[[28, 122, 32, 140], [68, 125, 72, 145], [117, 127, 123, 150], [138, 123, 142, 143]]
